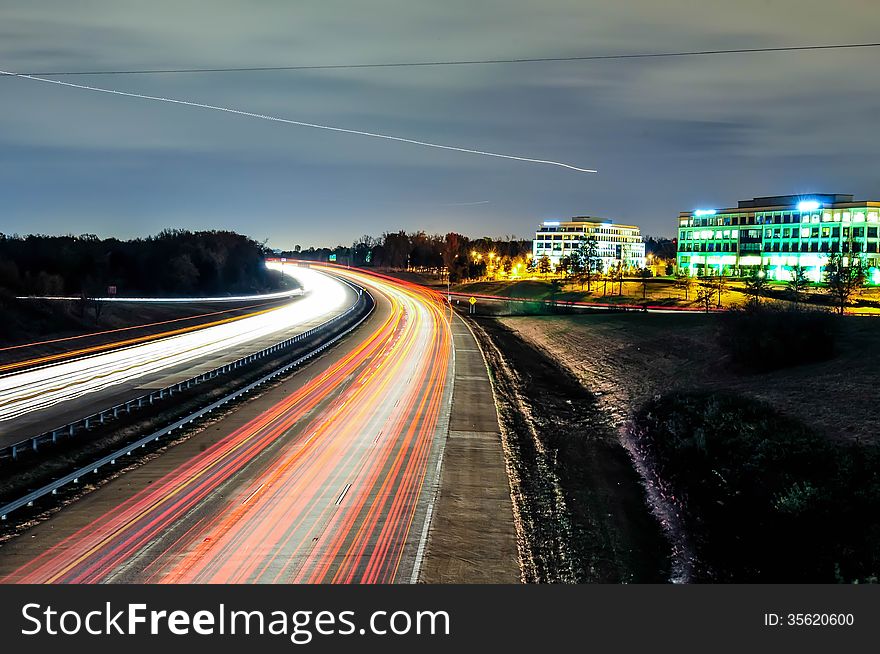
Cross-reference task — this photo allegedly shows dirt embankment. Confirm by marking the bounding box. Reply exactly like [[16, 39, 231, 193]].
[[498, 313, 880, 445], [469, 317, 668, 583]]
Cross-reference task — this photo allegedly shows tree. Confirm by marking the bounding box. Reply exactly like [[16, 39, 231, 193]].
[[713, 271, 729, 308], [163, 253, 200, 294], [442, 233, 463, 276], [354, 235, 378, 267], [824, 251, 866, 315], [696, 285, 714, 313], [537, 254, 552, 276], [619, 242, 630, 271], [787, 265, 810, 307], [674, 271, 694, 300], [569, 250, 585, 287], [643, 235, 677, 261], [576, 237, 600, 291], [382, 231, 410, 269], [639, 267, 651, 299], [556, 255, 572, 278], [744, 268, 769, 308]]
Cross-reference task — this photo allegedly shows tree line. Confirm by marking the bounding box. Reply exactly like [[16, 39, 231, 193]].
[[286, 232, 532, 282], [0, 230, 278, 298]]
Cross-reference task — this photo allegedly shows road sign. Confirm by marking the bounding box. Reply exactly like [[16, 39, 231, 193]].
[[469, 296, 476, 305]]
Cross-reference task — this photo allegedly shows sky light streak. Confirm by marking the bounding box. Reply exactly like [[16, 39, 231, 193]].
[[0, 69, 598, 174]]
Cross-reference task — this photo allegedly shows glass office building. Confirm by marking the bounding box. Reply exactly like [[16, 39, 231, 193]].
[[677, 194, 880, 283]]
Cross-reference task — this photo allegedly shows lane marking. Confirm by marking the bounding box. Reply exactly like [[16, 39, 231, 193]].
[[335, 483, 352, 506], [241, 483, 265, 506]]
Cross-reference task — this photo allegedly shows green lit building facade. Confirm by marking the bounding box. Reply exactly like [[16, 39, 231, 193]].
[[677, 194, 880, 283]]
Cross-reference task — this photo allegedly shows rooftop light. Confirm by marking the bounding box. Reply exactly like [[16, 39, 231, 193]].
[[797, 200, 821, 212], [543, 221, 560, 226], [694, 209, 717, 217]]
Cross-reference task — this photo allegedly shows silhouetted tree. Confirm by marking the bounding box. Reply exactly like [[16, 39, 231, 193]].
[[744, 268, 769, 308], [824, 252, 866, 315], [787, 265, 810, 307]]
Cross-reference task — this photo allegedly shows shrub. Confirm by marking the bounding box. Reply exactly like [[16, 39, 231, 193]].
[[718, 304, 836, 371], [632, 391, 880, 582]]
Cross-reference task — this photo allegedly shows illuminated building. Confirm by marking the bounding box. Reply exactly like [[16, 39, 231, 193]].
[[532, 218, 646, 271], [677, 194, 880, 282]]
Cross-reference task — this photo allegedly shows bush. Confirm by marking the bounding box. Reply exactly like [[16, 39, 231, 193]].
[[632, 391, 880, 582], [718, 305, 836, 371]]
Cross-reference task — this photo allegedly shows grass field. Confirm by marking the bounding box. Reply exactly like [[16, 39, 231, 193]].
[[453, 277, 880, 313], [453, 278, 687, 306], [497, 312, 880, 444]]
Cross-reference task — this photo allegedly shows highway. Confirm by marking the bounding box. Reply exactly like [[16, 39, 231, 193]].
[[0, 266, 455, 583], [0, 267, 354, 445]]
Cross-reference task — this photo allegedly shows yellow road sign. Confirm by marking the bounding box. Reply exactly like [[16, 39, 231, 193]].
[[469, 296, 477, 305]]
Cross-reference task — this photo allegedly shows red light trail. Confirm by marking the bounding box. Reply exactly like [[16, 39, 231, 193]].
[[2, 267, 453, 584]]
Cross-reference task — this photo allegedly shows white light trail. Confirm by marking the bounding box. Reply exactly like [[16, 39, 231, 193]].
[[0, 268, 349, 422], [15, 289, 303, 303], [0, 68, 598, 174]]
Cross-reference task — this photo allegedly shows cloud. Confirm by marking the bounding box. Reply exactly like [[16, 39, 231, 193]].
[[1, 0, 879, 244]]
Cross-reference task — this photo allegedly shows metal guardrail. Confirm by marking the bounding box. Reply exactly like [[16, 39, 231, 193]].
[[0, 276, 369, 463], [0, 282, 374, 521]]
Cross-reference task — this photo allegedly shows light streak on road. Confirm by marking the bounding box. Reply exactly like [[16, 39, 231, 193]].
[[0, 267, 349, 422], [0, 68, 598, 174], [1, 301, 283, 375], [0, 300, 282, 355], [3, 267, 454, 584], [16, 289, 303, 303]]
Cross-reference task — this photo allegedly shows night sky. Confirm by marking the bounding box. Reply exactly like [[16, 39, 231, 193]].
[[1, 1, 879, 248]]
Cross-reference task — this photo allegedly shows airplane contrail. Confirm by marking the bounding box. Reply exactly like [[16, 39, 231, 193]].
[[0, 69, 598, 174]]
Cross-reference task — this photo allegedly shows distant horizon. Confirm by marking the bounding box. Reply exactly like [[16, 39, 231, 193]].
[[0, 219, 678, 250]]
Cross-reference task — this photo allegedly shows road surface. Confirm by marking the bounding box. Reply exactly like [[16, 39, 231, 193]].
[[0, 266, 456, 583], [0, 267, 354, 445]]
